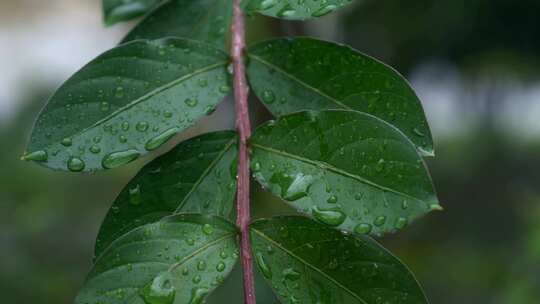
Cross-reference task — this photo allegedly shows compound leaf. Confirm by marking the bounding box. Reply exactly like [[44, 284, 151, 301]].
[[247, 37, 433, 156], [244, 0, 353, 20], [77, 214, 239, 304], [122, 0, 233, 50], [94, 131, 238, 257], [250, 110, 440, 236], [251, 216, 428, 304], [103, 0, 163, 25], [23, 38, 231, 172]]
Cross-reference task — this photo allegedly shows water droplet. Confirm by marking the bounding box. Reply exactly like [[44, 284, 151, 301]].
[[67, 157, 85, 172], [197, 261, 207, 271], [277, 4, 296, 18], [139, 276, 175, 304], [255, 252, 272, 279], [355, 223, 373, 234], [192, 275, 201, 284], [90, 145, 101, 154], [145, 128, 179, 151], [395, 217, 408, 229], [219, 85, 231, 93], [429, 204, 443, 211], [121, 121, 130, 131], [261, 90, 275, 103], [402, 200, 409, 210], [375, 159, 385, 172], [21, 150, 48, 162], [61, 138, 72, 147], [252, 162, 261, 172], [282, 268, 300, 281], [202, 224, 214, 235], [115, 87, 125, 99], [327, 195, 338, 204], [259, 0, 277, 10], [413, 127, 425, 137], [102, 149, 140, 169], [374, 216, 387, 227], [312, 206, 346, 226], [198, 78, 208, 87], [311, 4, 337, 17], [216, 261, 226, 272], [100, 101, 110, 112], [129, 184, 142, 205], [189, 287, 208, 304], [136, 121, 149, 132], [184, 98, 198, 107]]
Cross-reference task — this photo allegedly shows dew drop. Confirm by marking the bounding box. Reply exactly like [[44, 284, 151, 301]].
[[139, 276, 175, 304], [219, 85, 231, 93], [311, 4, 337, 17], [355, 223, 373, 234], [102, 149, 140, 169], [259, 0, 277, 10], [189, 287, 208, 304], [67, 157, 85, 172], [413, 127, 425, 137], [136, 121, 150, 132], [312, 206, 346, 226], [184, 98, 198, 107], [129, 184, 142, 205], [282, 268, 301, 281], [374, 216, 387, 227], [21, 150, 48, 162], [61, 138, 72, 147], [261, 90, 275, 103], [255, 252, 272, 279], [202, 224, 214, 235], [197, 261, 207, 271], [145, 128, 179, 151], [395, 217, 408, 230], [327, 195, 338, 204], [90, 145, 101, 154], [216, 261, 226, 272]]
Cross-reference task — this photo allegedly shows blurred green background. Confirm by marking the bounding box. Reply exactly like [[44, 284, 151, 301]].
[[1, 0, 539, 303]]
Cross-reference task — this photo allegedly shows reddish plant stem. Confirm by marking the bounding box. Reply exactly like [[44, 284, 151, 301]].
[[231, 0, 256, 303]]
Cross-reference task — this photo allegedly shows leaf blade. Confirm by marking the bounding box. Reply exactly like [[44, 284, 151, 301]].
[[24, 38, 231, 172], [250, 216, 428, 304], [250, 110, 440, 236], [122, 0, 233, 50], [247, 37, 433, 155], [244, 0, 353, 20], [94, 131, 238, 257]]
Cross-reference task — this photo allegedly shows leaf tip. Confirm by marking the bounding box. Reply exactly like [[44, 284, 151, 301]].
[[429, 203, 444, 212]]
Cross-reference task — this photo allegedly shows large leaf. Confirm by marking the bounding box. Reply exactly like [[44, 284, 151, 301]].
[[77, 214, 239, 304], [247, 37, 433, 156], [122, 0, 233, 50], [244, 0, 353, 20], [94, 131, 238, 257], [103, 0, 164, 25], [23, 38, 231, 172], [250, 110, 440, 236], [251, 216, 428, 304]]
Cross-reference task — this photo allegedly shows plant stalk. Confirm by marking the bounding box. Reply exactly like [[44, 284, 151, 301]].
[[231, 0, 256, 303]]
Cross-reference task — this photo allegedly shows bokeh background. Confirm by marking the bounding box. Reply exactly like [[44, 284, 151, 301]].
[[1, 0, 540, 303]]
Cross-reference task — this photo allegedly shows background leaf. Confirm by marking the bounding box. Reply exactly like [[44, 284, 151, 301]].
[[94, 131, 238, 257], [77, 214, 239, 304], [122, 0, 233, 50], [23, 38, 231, 172], [251, 216, 428, 304], [103, 0, 164, 25], [247, 37, 433, 156], [244, 0, 353, 20], [250, 110, 440, 236]]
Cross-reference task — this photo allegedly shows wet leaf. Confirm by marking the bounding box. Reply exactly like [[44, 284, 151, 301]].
[[94, 131, 238, 257], [251, 216, 428, 304], [250, 110, 440, 236], [23, 38, 231, 172], [103, 0, 163, 25], [122, 0, 233, 50], [247, 37, 433, 156], [244, 0, 353, 20], [77, 214, 239, 304]]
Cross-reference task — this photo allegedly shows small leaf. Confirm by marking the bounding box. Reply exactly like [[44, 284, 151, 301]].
[[24, 38, 231, 172], [122, 0, 233, 50], [250, 110, 440, 236], [94, 131, 238, 257], [247, 37, 433, 156], [251, 216, 428, 304], [77, 214, 239, 304], [244, 0, 352, 20], [103, 0, 163, 25]]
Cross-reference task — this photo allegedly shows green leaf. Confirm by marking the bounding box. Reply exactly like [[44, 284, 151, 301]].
[[77, 214, 239, 304], [251, 216, 428, 304], [250, 110, 440, 236], [94, 131, 238, 257], [23, 38, 232, 172], [103, 0, 163, 25], [247, 37, 433, 156], [244, 0, 353, 20], [122, 0, 233, 50]]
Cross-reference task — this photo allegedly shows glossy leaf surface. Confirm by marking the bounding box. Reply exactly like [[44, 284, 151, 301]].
[[122, 0, 233, 50], [251, 216, 428, 304], [24, 38, 231, 172], [77, 214, 238, 304], [244, 0, 353, 20], [247, 37, 433, 155], [103, 0, 163, 25], [250, 110, 440, 236], [95, 131, 238, 257]]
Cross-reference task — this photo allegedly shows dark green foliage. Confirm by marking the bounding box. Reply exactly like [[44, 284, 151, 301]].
[[23, 1, 440, 303]]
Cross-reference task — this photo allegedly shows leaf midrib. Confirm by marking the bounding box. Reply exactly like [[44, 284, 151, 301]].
[[251, 142, 424, 203], [43, 61, 228, 150], [251, 228, 368, 304]]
